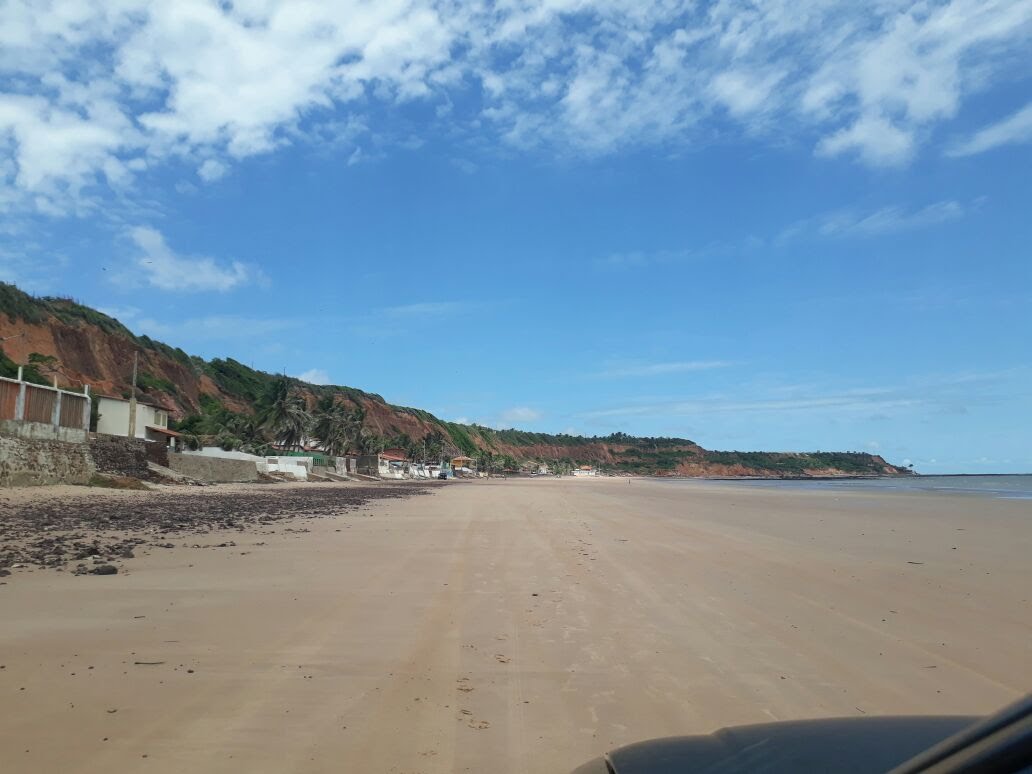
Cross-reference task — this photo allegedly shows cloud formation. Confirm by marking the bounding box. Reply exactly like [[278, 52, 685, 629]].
[[778, 198, 978, 243], [579, 370, 1021, 421], [947, 101, 1032, 156], [1, 1, 1030, 213], [595, 361, 733, 379], [296, 368, 331, 385], [382, 301, 474, 318], [498, 406, 543, 425], [136, 313, 302, 340], [127, 226, 255, 292]]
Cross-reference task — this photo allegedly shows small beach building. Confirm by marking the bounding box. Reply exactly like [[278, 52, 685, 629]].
[[451, 455, 476, 473], [572, 465, 597, 477], [357, 450, 411, 479], [95, 395, 180, 449]]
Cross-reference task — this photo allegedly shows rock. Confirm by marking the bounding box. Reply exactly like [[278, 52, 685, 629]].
[[89, 564, 118, 575]]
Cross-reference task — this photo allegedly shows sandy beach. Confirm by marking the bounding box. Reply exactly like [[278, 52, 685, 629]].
[[1, 477, 1029, 773]]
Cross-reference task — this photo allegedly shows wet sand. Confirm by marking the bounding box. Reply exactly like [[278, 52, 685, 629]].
[[1, 477, 1029, 773]]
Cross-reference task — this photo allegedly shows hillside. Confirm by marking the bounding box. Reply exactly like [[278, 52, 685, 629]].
[[0, 282, 910, 478]]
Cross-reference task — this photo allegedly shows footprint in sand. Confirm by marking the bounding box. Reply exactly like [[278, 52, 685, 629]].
[[468, 720, 490, 730], [495, 654, 511, 664], [456, 678, 474, 693]]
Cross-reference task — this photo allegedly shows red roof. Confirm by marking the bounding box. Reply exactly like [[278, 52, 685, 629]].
[[146, 426, 181, 437], [381, 451, 409, 462]]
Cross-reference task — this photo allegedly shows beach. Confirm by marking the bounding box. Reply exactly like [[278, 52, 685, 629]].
[[1, 477, 1029, 773]]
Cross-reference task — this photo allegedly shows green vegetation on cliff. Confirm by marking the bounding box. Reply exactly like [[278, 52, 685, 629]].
[[0, 281, 910, 477]]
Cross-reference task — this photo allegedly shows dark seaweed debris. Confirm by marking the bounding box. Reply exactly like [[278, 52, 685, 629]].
[[0, 485, 430, 573]]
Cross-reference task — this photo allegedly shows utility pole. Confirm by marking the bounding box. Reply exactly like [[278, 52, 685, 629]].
[[127, 351, 138, 439]]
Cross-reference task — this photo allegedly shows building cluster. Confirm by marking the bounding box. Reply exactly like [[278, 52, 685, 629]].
[[1, 369, 600, 485]]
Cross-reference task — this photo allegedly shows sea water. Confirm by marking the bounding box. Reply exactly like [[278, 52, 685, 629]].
[[660, 474, 1032, 500]]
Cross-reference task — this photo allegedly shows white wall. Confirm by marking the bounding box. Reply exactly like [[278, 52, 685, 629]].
[[183, 447, 265, 462], [96, 398, 167, 439]]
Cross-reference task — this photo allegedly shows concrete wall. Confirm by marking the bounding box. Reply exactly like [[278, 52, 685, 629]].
[[265, 456, 314, 472], [183, 447, 265, 462], [167, 453, 259, 483], [356, 454, 380, 476], [0, 419, 87, 444], [0, 433, 95, 487]]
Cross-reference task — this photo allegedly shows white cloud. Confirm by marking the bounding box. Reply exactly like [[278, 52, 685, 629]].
[[579, 370, 1020, 421], [498, 406, 543, 425], [0, 0, 1030, 215], [136, 314, 302, 341], [96, 305, 140, 322], [596, 361, 733, 379], [947, 101, 1032, 156], [127, 226, 255, 292], [606, 197, 975, 269], [710, 69, 785, 118], [296, 368, 331, 385], [779, 199, 976, 243], [597, 249, 694, 269], [197, 159, 228, 182], [382, 301, 473, 317], [583, 391, 922, 420], [815, 114, 916, 167]]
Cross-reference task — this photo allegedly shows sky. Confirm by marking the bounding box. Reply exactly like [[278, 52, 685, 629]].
[[1, 1, 1030, 474]]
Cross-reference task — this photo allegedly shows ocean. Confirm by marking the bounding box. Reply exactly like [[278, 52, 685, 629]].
[[659, 474, 1032, 500]]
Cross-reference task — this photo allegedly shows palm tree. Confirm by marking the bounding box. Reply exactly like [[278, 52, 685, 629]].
[[313, 396, 351, 457], [421, 431, 445, 463], [311, 399, 378, 457], [356, 428, 385, 454], [258, 378, 311, 451]]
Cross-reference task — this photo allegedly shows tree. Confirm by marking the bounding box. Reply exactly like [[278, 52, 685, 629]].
[[356, 429, 386, 454], [312, 396, 363, 457], [258, 378, 311, 451], [421, 431, 445, 462]]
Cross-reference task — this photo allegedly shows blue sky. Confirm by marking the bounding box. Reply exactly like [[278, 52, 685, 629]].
[[1, 1, 1030, 473]]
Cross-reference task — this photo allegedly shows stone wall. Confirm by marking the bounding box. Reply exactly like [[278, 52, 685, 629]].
[[144, 441, 169, 469], [90, 434, 149, 478], [167, 453, 259, 483], [0, 434, 95, 487]]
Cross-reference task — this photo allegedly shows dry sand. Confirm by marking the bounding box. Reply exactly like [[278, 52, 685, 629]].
[[1, 477, 1029, 773]]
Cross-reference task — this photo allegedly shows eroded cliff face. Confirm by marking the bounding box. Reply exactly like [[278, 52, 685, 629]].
[[0, 290, 909, 478], [0, 310, 455, 445], [0, 316, 238, 414]]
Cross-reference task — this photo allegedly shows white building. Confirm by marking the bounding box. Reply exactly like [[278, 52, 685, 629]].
[[95, 395, 179, 449], [572, 465, 598, 477]]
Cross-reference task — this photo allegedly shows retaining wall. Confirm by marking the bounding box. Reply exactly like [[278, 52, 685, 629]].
[[144, 442, 169, 469], [90, 434, 150, 478], [0, 419, 87, 444], [167, 453, 259, 483], [0, 433, 95, 487]]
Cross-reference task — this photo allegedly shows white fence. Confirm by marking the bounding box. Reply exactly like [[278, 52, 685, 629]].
[[0, 372, 91, 433]]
